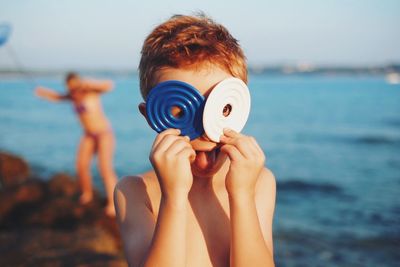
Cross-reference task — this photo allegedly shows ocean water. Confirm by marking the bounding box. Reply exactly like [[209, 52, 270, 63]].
[[0, 74, 399, 266]]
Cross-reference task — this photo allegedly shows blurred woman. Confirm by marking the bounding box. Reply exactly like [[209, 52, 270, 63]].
[[35, 72, 117, 216]]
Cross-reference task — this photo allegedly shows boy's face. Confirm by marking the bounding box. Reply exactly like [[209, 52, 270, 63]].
[[140, 64, 233, 177]]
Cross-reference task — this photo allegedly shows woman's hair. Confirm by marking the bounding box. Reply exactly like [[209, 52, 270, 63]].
[[65, 72, 79, 83], [139, 13, 247, 99]]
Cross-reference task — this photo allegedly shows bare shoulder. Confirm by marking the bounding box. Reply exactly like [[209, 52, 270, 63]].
[[256, 167, 277, 197], [254, 168, 277, 218], [255, 167, 276, 253], [114, 171, 161, 219], [114, 173, 160, 265], [116, 171, 158, 194], [115, 175, 144, 199], [114, 175, 148, 222]]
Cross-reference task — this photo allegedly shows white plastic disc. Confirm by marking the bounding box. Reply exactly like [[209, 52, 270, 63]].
[[203, 77, 251, 142]]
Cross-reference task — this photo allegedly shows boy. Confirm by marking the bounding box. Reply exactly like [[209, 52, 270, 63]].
[[114, 14, 276, 266]]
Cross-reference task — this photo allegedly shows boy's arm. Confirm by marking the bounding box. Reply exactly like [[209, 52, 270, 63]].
[[255, 168, 276, 255], [114, 177, 156, 266], [220, 129, 275, 267], [35, 87, 69, 102], [115, 129, 194, 267]]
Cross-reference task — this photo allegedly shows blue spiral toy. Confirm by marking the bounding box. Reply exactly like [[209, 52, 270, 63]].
[[146, 80, 205, 140]]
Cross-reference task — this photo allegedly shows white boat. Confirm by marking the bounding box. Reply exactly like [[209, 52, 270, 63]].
[[385, 73, 400, 84]]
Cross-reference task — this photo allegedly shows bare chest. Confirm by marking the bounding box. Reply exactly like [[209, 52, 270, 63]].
[[185, 204, 231, 267], [146, 173, 232, 266]]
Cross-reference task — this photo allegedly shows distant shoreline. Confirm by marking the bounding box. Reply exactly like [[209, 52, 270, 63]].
[[0, 64, 399, 78]]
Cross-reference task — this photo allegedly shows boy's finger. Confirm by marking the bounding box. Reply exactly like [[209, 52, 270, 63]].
[[153, 134, 190, 156], [219, 129, 240, 144], [237, 136, 262, 159], [220, 144, 242, 162], [223, 128, 240, 138], [220, 135, 255, 159], [177, 147, 196, 163], [219, 131, 245, 146], [153, 133, 185, 154], [153, 128, 181, 148], [248, 136, 265, 157], [219, 135, 234, 144], [154, 136, 178, 154], [164, 138, 192, 156]]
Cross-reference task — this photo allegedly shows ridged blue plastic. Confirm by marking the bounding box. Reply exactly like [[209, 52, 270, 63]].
[[146, 80, 205, 140]]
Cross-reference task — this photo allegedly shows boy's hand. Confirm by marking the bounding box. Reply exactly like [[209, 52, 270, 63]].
[[150, 129, 195, 199], [220, 128, 265, 198]]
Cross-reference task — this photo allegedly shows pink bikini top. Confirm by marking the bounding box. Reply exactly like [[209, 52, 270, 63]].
[[74, 103, 87, 114]]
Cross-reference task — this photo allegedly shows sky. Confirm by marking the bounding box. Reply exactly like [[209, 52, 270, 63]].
[[0, 0, 399, 69]]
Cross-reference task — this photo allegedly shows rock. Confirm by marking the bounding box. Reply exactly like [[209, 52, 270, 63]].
[[0, 151, 30, 189], [28, 197, 80, 228], [0, 190, 16, 220], [14, 178, 46, 203], [0, 151, 126, 266], [0, 178, 46, 223], [48, 173, 78, 197], [0, 227, 127, 266]]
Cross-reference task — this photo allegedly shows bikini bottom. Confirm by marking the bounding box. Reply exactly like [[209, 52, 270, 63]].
[[84, 129, 113, 149]]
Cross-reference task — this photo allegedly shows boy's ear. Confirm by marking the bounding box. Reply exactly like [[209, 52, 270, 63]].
[[138, 102, 147, 118], [139, 102, 154, 128]]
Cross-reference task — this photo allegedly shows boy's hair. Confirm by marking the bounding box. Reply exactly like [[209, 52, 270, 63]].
[[65, 72, 79, 83], [139, 14, 247, 99]]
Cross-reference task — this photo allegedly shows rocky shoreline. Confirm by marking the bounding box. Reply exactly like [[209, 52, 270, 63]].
[[0, 151, 127, 266]]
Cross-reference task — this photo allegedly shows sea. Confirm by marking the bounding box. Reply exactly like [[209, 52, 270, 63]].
[[0, 74, 399, 266]]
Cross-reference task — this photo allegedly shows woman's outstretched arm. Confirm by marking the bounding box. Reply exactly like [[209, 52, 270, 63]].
[[35, 86, 69, 102], [79, 79, 114, 93]]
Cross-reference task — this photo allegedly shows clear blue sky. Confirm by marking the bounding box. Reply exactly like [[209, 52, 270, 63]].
[[0, 0, 399, 69]]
